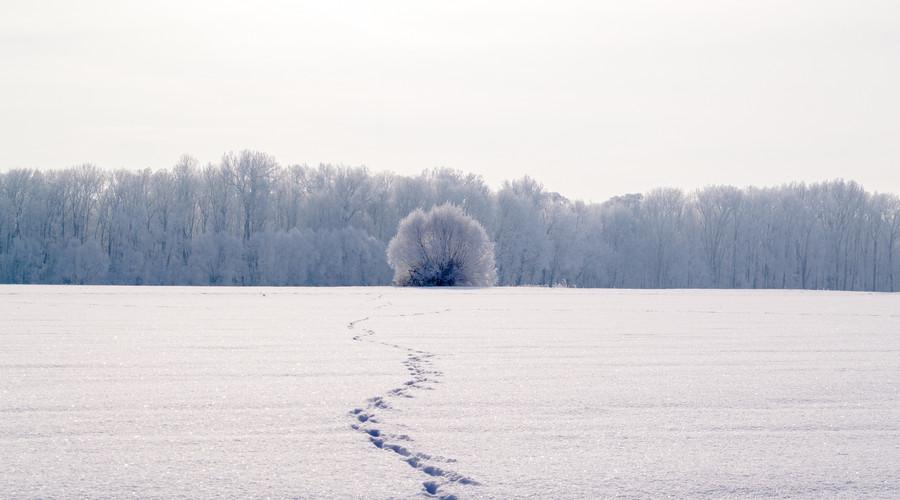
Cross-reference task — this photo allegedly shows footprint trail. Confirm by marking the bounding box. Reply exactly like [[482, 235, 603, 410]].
[[348, 302, 478, 499]]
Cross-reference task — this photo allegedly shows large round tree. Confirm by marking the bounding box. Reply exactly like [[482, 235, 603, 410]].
[[387, 204, 496, 287]]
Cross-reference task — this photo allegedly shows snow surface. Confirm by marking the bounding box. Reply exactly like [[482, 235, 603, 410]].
[[2, 286, 899, 499]]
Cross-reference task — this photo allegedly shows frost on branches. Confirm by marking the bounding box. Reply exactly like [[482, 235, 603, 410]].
[[387, 204, 496, 287]]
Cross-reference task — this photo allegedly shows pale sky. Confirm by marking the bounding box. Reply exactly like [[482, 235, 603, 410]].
[[1, 0, 898, 201]]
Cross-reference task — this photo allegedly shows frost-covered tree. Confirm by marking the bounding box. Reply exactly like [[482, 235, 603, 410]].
[[694, 185, 742, 287], [494, 177, 552, 285], [387, 204, 496, 287]]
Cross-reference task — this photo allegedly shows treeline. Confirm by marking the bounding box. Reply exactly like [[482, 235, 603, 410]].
[[1, 151, 899, 290]]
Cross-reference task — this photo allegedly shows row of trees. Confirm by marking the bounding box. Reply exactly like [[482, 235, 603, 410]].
[[1, 151, 899, 290]]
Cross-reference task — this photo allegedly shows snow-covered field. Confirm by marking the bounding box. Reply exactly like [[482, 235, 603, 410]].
[[2, 287, 899, 499]]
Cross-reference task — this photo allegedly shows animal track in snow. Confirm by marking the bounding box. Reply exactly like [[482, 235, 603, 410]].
[[347, 301, 479, 499]]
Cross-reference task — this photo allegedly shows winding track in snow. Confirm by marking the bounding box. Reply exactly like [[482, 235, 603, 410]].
[[347, 297, 479, 500]]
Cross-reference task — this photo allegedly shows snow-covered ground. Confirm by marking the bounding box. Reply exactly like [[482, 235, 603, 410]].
[[2, 287, 899, 499]]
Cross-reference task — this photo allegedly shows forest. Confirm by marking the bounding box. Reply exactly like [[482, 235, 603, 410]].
[[1, 150, 898, 291]]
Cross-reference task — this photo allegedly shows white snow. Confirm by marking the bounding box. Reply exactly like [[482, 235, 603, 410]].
[[2, 286, 899, 498]]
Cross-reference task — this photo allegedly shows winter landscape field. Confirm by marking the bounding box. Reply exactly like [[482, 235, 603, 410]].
[[2, 286, 899, 499]]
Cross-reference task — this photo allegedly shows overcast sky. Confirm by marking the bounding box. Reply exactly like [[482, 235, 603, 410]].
[[1, 0, 898, 201]]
